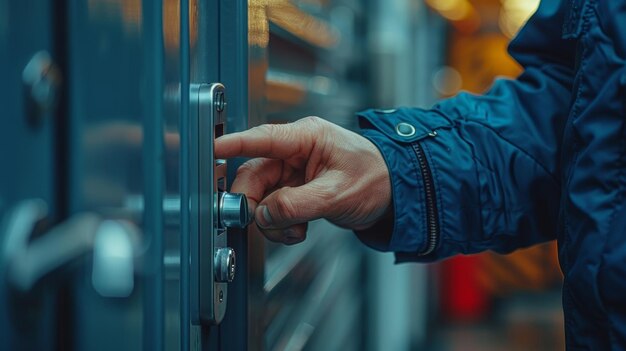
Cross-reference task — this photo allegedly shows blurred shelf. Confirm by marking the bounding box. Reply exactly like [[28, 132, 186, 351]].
[[267, 1, 339, 51]]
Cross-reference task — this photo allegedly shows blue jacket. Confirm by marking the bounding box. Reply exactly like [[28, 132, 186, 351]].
[[356, 0, 626, 349]]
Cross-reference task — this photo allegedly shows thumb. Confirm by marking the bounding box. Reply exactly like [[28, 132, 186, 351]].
[[255, 180, 330, 229]]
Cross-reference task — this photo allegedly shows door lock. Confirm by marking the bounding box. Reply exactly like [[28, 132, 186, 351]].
[[214, 247, 236, 283], [190, 83, 249, 325], [219, 192, 249, 228]]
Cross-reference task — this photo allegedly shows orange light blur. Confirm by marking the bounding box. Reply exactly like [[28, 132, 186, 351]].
[[425, 0, 481, 33], [498, 0, 540, 38]]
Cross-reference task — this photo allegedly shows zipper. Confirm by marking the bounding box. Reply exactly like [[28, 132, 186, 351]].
[[411, 131, 439, 256]]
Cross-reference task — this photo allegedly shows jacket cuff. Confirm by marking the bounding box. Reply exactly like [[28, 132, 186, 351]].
[[353, 108, 451, 256]]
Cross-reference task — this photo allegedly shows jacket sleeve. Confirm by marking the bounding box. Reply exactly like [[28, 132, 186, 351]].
[[355, 0, 576, 262]]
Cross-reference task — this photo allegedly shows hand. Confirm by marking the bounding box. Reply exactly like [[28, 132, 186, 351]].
[[215, 117, 391, 245]]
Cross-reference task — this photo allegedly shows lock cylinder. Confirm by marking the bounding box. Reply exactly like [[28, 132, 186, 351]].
[[214, 247, 236, 283], [218, 192, 250, 228]]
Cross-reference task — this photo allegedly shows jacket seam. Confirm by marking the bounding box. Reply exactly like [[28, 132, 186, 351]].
[[454, 125, 489, 241], [596, 111, 626, 347], [570, 5, 593, 123], [463, 120, 561, 185]]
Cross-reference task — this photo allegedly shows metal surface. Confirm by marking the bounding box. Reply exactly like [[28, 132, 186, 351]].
[[67, 0, 155, 349], [214, 247, 236, 283], [21, 51, 61, 125], [217, 0, 250, 348], [179, 0, 191, 348], [2, 0, 242, 349], [0, 2, 60, 349], [92, 220, 138, 298], [219, 192, 250, 228], [190, 83, 229, 326], [5, 210, 101, 293], [1, 202, 139, 298]]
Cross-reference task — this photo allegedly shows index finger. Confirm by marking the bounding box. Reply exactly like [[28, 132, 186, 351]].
[[215, 120, 314, 160], [230, 158, 283, 205]]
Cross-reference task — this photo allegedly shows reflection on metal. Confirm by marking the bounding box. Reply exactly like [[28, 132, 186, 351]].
[[263, 228, 361, 350], [190, 83, 245, 325], [214, 247, 236, 283], [249, 0, 270, 47], [263, 230, 319, 293], [1, 199, 140, 297], [248, 0, 369, 347], [119, 194, 182, 226], [218, 192, 250, 228], [6, 212, 96, 291], [162, 0, 197, 53], [267, 0, 339, 48], [266, 79, 306, 107], [265, 70, 339, 108], [92, 220, 138, 297], [163, 251, 181, 279], [1, 199, 49, 268], [249, 0, 339, 49], [22, 51, 62, 126]]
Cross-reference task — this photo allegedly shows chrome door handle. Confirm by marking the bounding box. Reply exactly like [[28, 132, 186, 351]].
[[1, 199, 139, 297]]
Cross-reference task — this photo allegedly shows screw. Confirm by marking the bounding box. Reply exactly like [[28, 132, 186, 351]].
[[215, 91, 225, 112], [219, 290, 224, 302], [22, 51, 61, 127]]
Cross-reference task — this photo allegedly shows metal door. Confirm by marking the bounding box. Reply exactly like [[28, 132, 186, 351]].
[[3, 1, 376, 350], [1, 0, 247, 350], [0, 1, 67, 349], [65, 0, 249, 350]]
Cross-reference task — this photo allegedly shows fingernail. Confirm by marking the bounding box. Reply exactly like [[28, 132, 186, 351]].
[[256, 205, 273, 228]]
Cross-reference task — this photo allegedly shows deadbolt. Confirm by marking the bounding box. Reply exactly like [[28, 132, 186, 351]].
[[219, 192, 250, 228]]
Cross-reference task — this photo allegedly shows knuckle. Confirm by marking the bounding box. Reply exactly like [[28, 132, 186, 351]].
[[308, 184, 333, 214], [300, 116, 325, 130], [251, 124, 275, 139], [236, 159, 259, 177], [302, 115, 323, 124], [236, 164, 252, 177], [273, 191, 298, 221], [260, 124, 290, 148], [317, 191, 333, 213]]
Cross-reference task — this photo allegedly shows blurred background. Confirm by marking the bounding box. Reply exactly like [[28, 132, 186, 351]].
[[251, 0, 564, 350], [0, 0, 564, 350]]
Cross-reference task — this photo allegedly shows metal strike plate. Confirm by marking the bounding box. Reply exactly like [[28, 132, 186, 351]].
[[190, 83, 228, 325]]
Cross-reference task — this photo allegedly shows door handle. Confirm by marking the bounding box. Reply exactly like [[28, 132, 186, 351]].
[[1, 199, 139, 298], [190, 83, 250, 325]]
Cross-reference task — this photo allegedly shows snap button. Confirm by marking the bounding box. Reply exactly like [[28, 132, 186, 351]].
[[395, 122, 416, 137]]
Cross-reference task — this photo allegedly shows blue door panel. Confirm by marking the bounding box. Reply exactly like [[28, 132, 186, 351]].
[[0, 1, 58, 350]]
